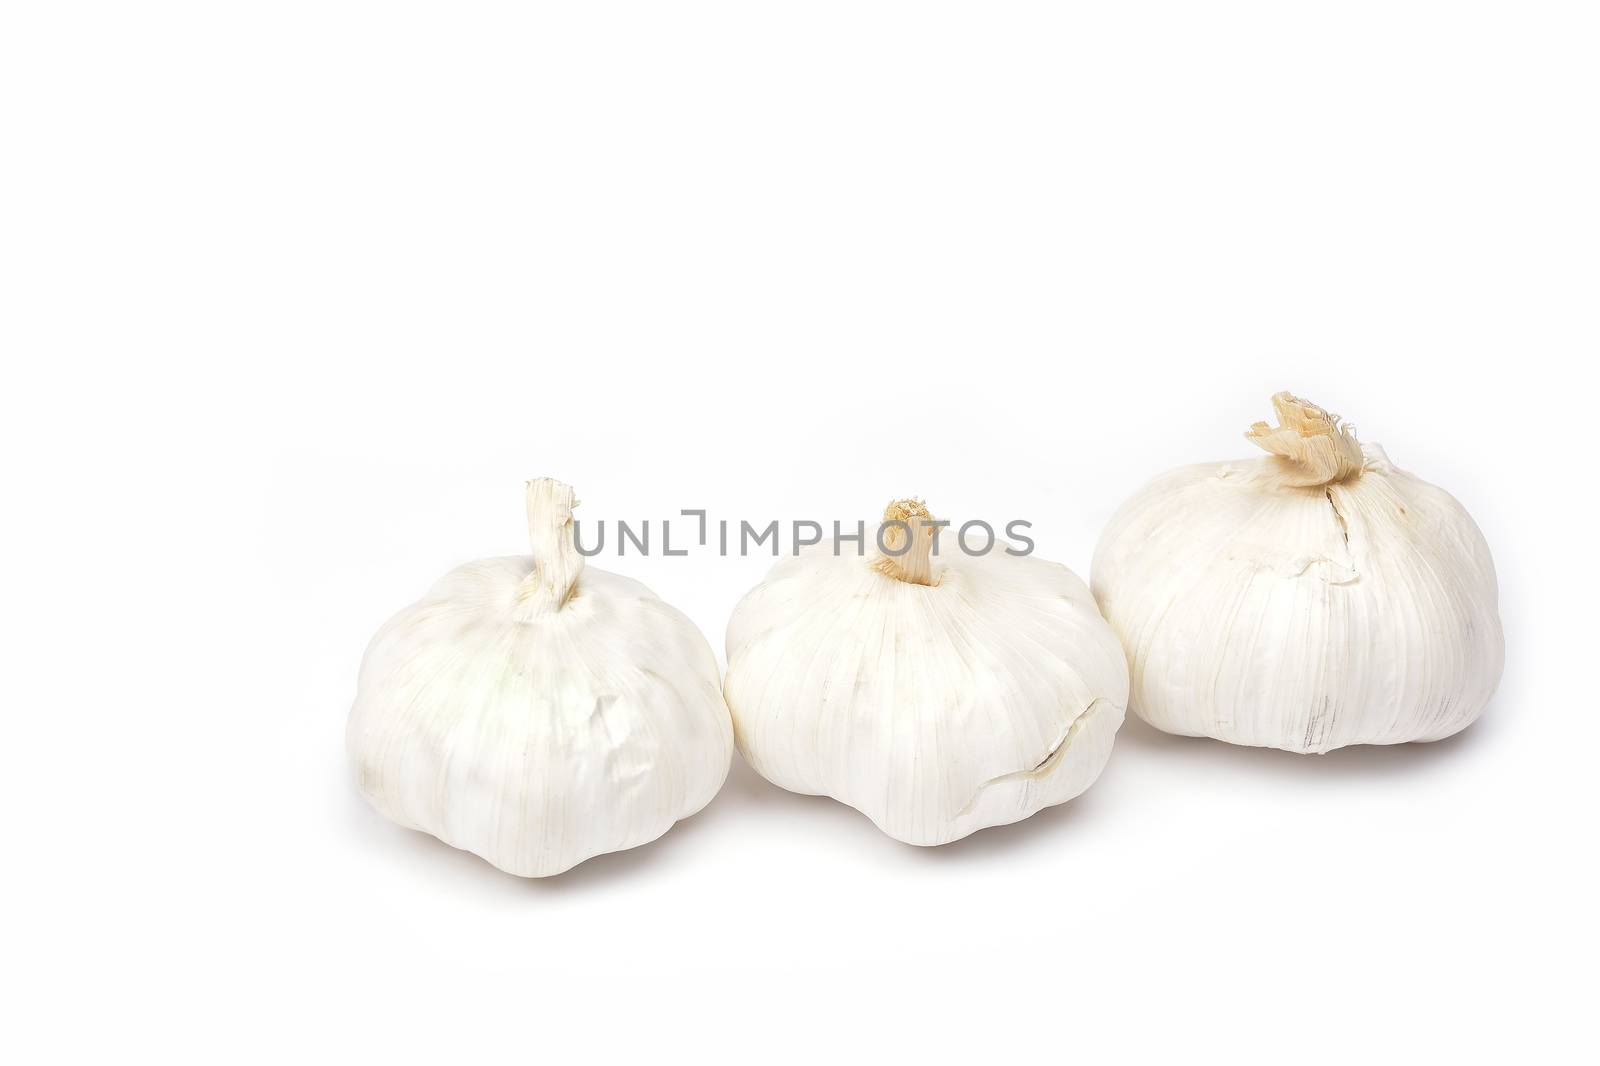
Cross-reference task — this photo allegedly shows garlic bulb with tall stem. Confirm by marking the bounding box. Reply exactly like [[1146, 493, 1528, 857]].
[[724, 499, 1129, 846], [1091, 393, 1503, 753], [346, 478, 733, 877]]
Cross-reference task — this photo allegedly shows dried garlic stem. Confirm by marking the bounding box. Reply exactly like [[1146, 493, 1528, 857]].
[[873, 498, 939, 586], [1245, 391, 1365, 487], [516, 477, 583, 615]]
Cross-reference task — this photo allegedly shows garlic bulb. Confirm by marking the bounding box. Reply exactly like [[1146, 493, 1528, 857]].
[[724, 500, 1129, 846], [347, 479, 732, 876], [1092, 393, 1503, 754]]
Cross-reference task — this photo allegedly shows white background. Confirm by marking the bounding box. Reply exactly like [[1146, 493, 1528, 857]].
[[4, 2, 1596, 1062]]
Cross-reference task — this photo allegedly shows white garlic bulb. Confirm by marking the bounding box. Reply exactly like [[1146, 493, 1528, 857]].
[[347, 479, 732, 876], [1092, 393, 1503, 754], [724, 500, 1129, 846]]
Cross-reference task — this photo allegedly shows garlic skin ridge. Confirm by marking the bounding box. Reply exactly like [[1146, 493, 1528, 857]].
[[346, 479, 733, 877], [1091, 393, 1504, 754], [724, 499, 1130, 846]]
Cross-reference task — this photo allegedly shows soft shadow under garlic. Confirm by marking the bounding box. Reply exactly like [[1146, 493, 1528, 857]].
[[1113, 709, 1497, 784]]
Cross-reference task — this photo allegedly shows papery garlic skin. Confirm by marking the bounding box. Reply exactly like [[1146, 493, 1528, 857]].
[[347, 479, 732, 877], [724, 500, 1129, 846], [1092, 393, 1503, 754]]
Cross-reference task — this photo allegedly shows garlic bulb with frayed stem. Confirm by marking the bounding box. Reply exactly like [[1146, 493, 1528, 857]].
[[347, 477, 733, 877], [1091, 392, 1503, 754], [724, 496, 1129, 846]]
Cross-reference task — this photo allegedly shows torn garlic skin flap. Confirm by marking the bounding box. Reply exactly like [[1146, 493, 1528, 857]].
[[723, 499, 1130, 846], [346, 478, 733, 877], [1091, 393, 1504, 754]]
